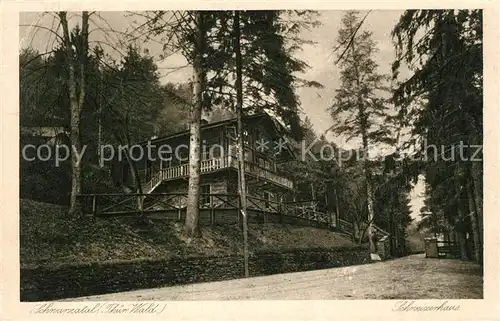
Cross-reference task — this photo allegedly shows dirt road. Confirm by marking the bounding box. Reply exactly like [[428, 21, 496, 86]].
[[66, 254, 483, 300]]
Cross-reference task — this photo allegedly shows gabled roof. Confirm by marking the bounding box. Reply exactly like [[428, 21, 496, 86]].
[[145, 113, 272, 143], [20, 126, 67, 138], [140, 112, 297, 160]]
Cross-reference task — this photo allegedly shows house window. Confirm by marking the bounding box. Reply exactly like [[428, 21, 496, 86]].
[[264, 159, 272, 170], [244, 149, 252, 162], [178, 149, 189, 164], [243, 129, 250, 146], [200, 184, 211, 206], [264, 191, 273, 209], [145, 160, 152, 181], [202, 146, 209, 160], [202, 144, 222, 159], [161, 159, 171, 169], [257, 156, 272, 170]]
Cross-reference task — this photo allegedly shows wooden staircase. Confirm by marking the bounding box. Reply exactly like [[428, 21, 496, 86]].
[[141, 156, 294, 194]]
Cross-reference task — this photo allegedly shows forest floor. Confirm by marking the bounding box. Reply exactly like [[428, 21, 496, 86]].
[[64, 254, 483, 300], [20, 199, 360, 268]]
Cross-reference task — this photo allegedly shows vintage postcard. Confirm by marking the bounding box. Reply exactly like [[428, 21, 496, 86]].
[[1, 0, 499, 320]]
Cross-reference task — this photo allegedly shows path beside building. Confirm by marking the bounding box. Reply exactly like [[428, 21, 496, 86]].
[[65, 254, 483, 300]]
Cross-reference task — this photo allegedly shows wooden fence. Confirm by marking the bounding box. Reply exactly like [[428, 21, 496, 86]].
[[437, 241, 461, 258], [76, 193, 348, 233]]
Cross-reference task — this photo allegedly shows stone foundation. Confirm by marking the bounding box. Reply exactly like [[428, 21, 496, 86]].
[[21, 246, 370, 301]]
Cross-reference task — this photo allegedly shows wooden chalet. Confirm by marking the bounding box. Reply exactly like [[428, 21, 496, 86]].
[[129, 113, 297, 209], [79, 113, 357, 234]]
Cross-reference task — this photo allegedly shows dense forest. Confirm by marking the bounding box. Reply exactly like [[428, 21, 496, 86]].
[[19, 10, 483, 262]]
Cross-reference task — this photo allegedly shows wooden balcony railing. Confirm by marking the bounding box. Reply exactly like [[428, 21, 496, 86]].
[[241, 162, 294, 190], [77, 193, 331, 228], [142, 156, 293, 193]]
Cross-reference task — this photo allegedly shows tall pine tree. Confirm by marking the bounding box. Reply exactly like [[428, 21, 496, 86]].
[[329, 11, 394, 258]]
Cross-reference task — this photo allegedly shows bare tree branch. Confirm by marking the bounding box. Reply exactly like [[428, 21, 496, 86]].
[[333, 10, 372, 65]]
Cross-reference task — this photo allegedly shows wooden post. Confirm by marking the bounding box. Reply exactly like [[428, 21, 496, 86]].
[[92, 195, 97, 217], [324, 190, 330, 228], [220, 128, 225, 161], [178, 196, 182, 221], [234, 10, 249, 278], [279, 194, 283, 223], [210, 193, 215, 225], [238, 194, 241, 226]]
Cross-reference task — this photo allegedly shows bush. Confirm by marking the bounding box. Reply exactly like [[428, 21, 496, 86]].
[[20, 159, 70, 205], [81, 163, 117, 194], [20, 147, 118, 205]]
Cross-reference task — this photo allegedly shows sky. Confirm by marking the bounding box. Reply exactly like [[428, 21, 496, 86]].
[[19, 10, 425, 221]]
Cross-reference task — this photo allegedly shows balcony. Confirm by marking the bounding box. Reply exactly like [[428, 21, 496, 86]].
[[143, 156, 293, 192]]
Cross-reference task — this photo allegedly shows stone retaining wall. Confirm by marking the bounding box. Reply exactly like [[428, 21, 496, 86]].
[[21, 246, 370, 301]]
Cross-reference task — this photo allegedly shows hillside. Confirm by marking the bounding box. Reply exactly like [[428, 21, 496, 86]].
[[20, 199, 360, 268]]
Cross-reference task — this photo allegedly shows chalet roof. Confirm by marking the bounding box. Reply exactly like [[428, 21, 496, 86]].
[[140, 112, 297, 160], [144, 113, 289, 144], [20, 126, 67, 138]]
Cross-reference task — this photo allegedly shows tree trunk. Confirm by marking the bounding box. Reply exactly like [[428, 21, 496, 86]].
[[464, 102, 483, 264], [123, 148, 144, 213], [334, 186, 340, 228], [453, 178, 469, 261], [469, 158, 483, 262], [363, 141, 377, 257], [184, 11, 204, 237], [353, 221, 361, 243], [60, 11, 88, 216], [389, 204, 394, 256], [234, 10, 249, 277], [125, 122, 145, 215], [466, 179, 482, 263], [457, 229, 468, 260], [348, 36, 377, 259], [111, 117, 145, 217], [97, 71, 103, 164]]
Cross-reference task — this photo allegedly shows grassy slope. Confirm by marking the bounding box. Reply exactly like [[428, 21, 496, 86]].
[[20, 199, 359, 268]]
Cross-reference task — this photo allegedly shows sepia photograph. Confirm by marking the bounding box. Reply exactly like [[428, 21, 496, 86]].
[[14, 7, 486, 307]]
